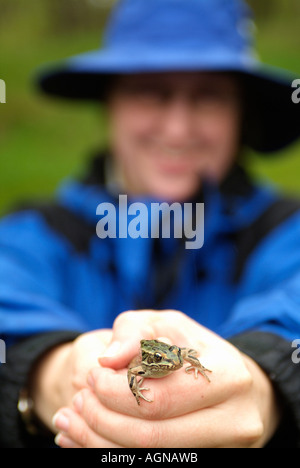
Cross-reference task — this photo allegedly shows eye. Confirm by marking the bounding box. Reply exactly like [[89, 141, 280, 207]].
[[154, 352, 162, 362]]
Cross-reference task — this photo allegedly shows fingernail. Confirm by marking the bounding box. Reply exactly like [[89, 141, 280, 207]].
[[52, 411, 69, 433], [55, 433, 77, 448], [99, 341, 121, 358], [73, 392, 83, 413], [54, 432, 62, 447]]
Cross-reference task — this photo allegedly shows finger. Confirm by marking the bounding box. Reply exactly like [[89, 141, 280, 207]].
[[91, 337, 251, 421], [98, 309, 211, 370], [53, 407, 122, 448], [88, 364, 214, 421], [71, 388, 163, 448], [72, 387, 257, 448], [156, 336, 172, 344], [98, 310, 158, 369], [54, 433, 81, 449]]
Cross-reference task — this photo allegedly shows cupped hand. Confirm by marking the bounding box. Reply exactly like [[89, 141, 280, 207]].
[[31, 329, 113, 429], [53, 310, 280, 448]]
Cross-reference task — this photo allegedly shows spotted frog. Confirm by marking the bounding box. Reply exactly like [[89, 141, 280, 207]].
[[128, 339, 211, 405]]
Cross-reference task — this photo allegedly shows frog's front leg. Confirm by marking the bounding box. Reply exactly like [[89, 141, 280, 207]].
[[127, 366, 153, 405], [181, 348, 212, 382]]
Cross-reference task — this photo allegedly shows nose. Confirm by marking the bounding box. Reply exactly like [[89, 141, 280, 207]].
[[160, 98, 195, 149]]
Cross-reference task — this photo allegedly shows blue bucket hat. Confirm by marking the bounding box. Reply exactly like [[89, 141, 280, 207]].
[[38, 0, 300, 154]]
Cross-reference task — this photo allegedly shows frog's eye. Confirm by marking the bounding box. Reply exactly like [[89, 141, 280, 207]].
[[154, 352, 162, 362]]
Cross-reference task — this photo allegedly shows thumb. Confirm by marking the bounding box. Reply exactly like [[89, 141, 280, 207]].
[[98, 310, 157, 370]]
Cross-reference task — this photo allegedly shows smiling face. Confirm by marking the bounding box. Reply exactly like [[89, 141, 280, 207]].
[[107, 72, 242, 201]]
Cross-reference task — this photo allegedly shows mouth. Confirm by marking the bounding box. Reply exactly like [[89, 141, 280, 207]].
[[148, 147, 198, 175]]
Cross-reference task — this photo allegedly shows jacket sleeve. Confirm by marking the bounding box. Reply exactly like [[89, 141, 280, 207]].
[[0, 209, 97, 447], [0, 209, 89, 341], [0, 210, 91, 447], [222, 213, 300, 447], [229, 331, 300, 448], [221, 211, 300, 341], [0, 331, 80, 448]]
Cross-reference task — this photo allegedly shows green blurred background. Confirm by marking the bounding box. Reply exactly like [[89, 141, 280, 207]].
[[0, 0, 300, 214]]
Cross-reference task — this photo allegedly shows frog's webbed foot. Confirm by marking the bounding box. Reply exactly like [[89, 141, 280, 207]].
[[185, 363, 212, 382], [128, 371, 153, 405], [135, 378, 153, 405], [181, 348, 212, 383]]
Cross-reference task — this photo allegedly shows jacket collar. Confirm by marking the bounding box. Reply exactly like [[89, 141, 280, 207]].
[[57, 151, 278, 235]]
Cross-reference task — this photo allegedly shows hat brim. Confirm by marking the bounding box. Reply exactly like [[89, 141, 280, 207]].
[[36, 49, 300, 154]]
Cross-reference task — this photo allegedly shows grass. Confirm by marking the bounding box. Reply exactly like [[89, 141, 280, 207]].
[[245, 8, 300, 194], [1, 2, 300, 215], [0, 15, 108, 213]]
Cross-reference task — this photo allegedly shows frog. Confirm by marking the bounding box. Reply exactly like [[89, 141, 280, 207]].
[[127, 339, 211, 405]]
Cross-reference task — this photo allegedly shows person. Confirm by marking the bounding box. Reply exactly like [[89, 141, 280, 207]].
[[0, 0, 300, 448]]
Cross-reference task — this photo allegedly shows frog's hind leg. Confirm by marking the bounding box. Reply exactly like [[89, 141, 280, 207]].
[[127, 370, 153, 405]]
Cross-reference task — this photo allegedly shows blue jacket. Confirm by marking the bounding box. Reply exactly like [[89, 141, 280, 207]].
[[1, 159, 300, 345]]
